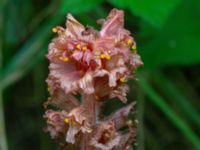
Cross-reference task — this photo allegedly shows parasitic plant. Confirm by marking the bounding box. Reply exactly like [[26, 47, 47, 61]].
[[44, 9, 143, 150]]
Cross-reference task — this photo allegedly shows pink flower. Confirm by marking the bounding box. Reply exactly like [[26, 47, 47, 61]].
[[64, 107, 92, 144], [47, 14, 98, 95], [90, 121, 121, 150], [103, 102, 136, 129], [43, 109, 68, 139], [90, 102, 136, 150], [47, 9, 143, 101], [44, 89, 80, 111]]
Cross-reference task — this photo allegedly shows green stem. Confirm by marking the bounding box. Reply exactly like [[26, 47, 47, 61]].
[[138, 75, 200, 149]]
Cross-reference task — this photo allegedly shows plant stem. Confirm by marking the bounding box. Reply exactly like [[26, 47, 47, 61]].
[[82, 94, 98, 150]]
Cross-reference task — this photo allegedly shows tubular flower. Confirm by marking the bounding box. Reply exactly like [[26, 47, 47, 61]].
[[44, 89, 80, 111], [44, 8, 142, 150], [90, 121, 121, 150], [43, 109, 68, 139], [64, 107, 92, 144]]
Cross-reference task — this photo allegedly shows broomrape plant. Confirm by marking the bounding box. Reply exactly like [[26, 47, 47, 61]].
[[43, 8, 143, 150]]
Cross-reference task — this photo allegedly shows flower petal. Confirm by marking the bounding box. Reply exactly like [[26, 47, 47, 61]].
[[129, 53, 143, 70], [66, 14, 85, 39], [66, 125, 80, 144], [44, 89, 80, 111], [43, 109, 68, 139], [103, 102, 136, 129], [79, 73, 94, 94], [109, 84, 129, 103], [100, 9, 124, 37], [90, 121, 120, 150], [72, 50, 84, 61], [65, 107, 92, 144]]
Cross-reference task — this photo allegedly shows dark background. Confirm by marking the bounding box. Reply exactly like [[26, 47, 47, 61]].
[[0, 0, 200, 150]]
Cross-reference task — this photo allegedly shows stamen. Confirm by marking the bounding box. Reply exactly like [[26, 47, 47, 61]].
[[64, 118, 69, 124], [127, 39, 132, 45], [100, 54, 105, 59], [63, 57, 69, 62], [100, 54, 111, 60], [76, 44, 81, 49], [86, 128, 92, 133], [105, 54, 111, 60], [59, 57, 69, 62], [120, 77, 127, 83], [131, 44, 137, 50], [47, 87, 50, 92], [52, 27, 57, 33], [82, 46, 87, 51], [104, 133, 110, 138]]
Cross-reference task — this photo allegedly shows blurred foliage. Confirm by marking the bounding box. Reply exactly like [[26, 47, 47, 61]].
[[0, 0, 200, 150]]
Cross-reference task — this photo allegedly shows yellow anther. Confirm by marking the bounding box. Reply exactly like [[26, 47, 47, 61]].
[[64, 118, 69, 124], [127, 39, 132, 45], [87, 128, 92, 133], [76, 44, 81, 49], [100, 54, 105, 59], [59, 57, 69, 62], [131, 44, 137, 50], [82, 46, 87, 51], [52, 27, 57, 33], [63, 57, 69, 62], [120, 77, 127, 83], [100, 54, 111, 60], [104, 133, 110, 138], [47, 87, 50, 92], [105, 54, 111, 60]]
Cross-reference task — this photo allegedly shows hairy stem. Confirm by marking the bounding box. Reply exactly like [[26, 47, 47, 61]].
[[82, 94, 99, 150]]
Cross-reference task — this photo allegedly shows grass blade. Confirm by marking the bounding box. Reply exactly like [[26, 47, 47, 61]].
[[0, 1, 8, 149], [138, 74, 200, 149], [152, 71, 200, 127]]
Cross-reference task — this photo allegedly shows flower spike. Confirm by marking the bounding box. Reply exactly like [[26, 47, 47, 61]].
[[44, 8, 143, 150]]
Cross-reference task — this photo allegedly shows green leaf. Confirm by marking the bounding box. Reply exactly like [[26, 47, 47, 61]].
[[139, 1, 200, 68], [128, 0, 181, 28], [59, 0, 103, 14], [109, 0, 180, 28]]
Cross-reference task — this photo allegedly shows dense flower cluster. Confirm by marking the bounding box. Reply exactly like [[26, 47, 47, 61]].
[[44, 8, 143, 150]]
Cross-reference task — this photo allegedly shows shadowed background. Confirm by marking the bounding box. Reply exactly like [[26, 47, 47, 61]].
[[0, 0, 200, 150]]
